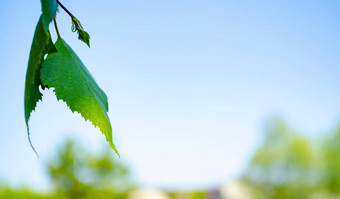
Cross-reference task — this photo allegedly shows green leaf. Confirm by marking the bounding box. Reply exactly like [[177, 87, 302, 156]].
[[24, 16, 57, 155], [40, 38, 119, 156], [72, 17, 91, 47], [41, 0, 58, 31], [76, 28, 90, 48]]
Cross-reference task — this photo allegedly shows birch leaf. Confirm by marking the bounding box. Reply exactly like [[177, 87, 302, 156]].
[[24, 16, 56, 155], [40, 38, 119, 156]]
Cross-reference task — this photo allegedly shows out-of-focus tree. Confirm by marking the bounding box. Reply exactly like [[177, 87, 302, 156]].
[[0, 139, 134, 199], [243, 117, 319, 199], [322, 124, 340, 194], [47, 139, 134, 199]]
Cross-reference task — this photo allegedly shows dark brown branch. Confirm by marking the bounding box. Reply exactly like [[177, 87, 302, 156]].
[[56, 0, 75, 19], [54, 18, 61, 38]]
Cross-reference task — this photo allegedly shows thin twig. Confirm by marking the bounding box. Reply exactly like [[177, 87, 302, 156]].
[[56, 0, 75, 19], [54, 18, 61, 38]]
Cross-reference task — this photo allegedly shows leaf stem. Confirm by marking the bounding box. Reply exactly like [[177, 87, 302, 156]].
[[56, 0, 75, 19], [26, 126, 39, 158], [54, 18, 61, 38]]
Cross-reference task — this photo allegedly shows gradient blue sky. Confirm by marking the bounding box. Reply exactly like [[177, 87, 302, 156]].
[[0, 0, 339, 191]]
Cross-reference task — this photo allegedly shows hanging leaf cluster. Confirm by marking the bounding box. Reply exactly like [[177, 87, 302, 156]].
[[24, 0, 119, 156]]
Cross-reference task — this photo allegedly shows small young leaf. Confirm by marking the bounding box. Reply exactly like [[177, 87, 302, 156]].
[[41, 0, 58, 31], [40, 38, 119, 156], [72, 17, 90, 47], [77, 28, 90, 48], [24, 16, 56, 155]]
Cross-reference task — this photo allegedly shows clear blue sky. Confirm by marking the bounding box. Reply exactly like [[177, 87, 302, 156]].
[[0, 0, 339, 191]]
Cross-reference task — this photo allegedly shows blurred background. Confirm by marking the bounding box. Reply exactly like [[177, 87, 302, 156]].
[[0, 0, 339, 198]]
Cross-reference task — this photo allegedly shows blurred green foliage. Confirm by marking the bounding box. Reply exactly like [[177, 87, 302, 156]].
[[168, 191, 208, 199], [191, 191, 208, 199], [322, 125, 340, 194], [0, 186, 49, 199], [47, 139, 133, 199], [243, 117, 340, 199], [0, 138, 133, 199], [2, 118, 340, 199]]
